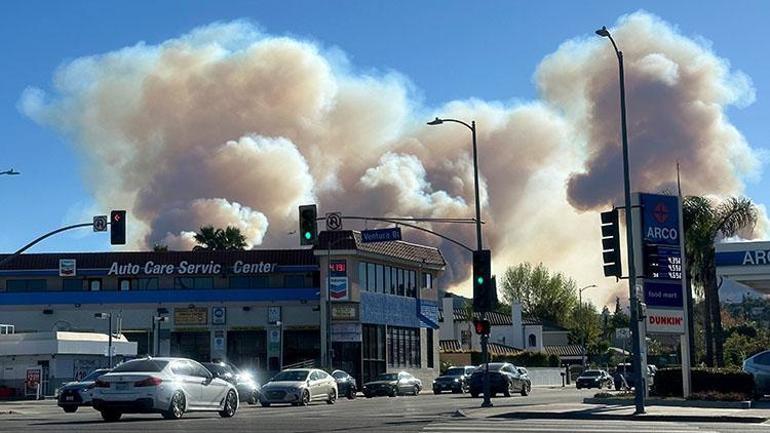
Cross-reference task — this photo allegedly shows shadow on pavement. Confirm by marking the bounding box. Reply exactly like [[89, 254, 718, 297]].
[[491, 406, 769, 424]]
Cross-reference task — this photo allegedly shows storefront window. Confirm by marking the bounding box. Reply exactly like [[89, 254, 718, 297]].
[[131, 278, 159, 290], [397, 269, 405, 296], [62, 279, 83, 291], [6, 279, 47, 292], [384, 266, 392, 294], [387, 326, 421, 368], [367, 263, 376, 291], [375, 264, 384, 293], [408, 271, 416, 297], [358, 262, 367, 290]]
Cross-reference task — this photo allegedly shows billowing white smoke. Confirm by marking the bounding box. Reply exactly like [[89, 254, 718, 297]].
[[20, 13, 765, 305]]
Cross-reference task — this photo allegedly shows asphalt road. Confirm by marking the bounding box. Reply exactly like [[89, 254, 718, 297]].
[[2, 387, 769, 433]]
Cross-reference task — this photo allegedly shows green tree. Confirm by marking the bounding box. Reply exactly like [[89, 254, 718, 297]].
[[500, 262, 577, 328], [566, 301, 603, 354], [683, 195, 758, 367], [611, 297, 629, 330], [192, 225, 248, 251]]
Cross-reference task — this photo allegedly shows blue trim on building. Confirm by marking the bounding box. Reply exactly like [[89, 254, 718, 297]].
[[0, 288, 319, 306], [0, 264, 319, 277]]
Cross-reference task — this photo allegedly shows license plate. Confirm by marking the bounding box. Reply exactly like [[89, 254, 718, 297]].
[[65, 396, 74, 401], [116, 383, 129, 391]]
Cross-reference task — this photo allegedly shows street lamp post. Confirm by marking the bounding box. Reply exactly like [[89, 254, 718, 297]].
[[596, 25, 645, 415], [95, 313, 113, 367], [427, 117, 491, 408], [578, 284, 597, 366]]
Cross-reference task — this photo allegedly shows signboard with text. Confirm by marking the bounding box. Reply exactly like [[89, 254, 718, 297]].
[[174, 307, 208, 326], [639, 193, 686, 334], [361, 227, 402, 243]]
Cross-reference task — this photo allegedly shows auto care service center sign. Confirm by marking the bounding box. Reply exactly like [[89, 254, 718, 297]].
[[640, 193, 686, 334]]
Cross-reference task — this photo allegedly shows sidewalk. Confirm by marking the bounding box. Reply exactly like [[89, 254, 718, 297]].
[[458, 401, 770, 424]]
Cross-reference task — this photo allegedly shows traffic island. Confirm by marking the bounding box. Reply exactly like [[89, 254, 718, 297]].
[[583, 395, 753, 409]]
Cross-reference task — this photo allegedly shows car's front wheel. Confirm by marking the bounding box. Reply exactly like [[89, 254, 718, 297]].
[[62, 406, 78, 413], [521, 383, 530, 396], [100, 410, 122, 422], [300, 390, 310, 406], [347, 386, 357, 399], [219, 390, 238, 418], [162, 391, 186, 420]]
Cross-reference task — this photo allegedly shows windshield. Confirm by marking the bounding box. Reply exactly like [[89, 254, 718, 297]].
[[271, 370, 309, 382], [202, 363, 231, 376], [582, 371, 601, 377], [332, 371, 347, 379], [474, 364, 503, 373], [445, 367, 466, 376], [374, 373, 398, 381], [112, 359, 168, 373], [81, 369, 109, 382]]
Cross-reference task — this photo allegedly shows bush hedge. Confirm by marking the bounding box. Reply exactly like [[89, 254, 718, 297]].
[[652, 367, 754, 399]]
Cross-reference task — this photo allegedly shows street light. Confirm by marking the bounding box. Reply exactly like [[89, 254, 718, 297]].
[[94, 312, 113, 368], [153, 316, 169, 356], [578, 284, 597, 366], [427, 116, 491, 408], [596, 24, 645, 415]]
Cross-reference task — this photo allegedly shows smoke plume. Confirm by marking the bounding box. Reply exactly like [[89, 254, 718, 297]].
[[20, 13, 765, 305]]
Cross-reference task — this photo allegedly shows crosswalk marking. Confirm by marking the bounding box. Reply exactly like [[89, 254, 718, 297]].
[[422, 420, 721, 433]]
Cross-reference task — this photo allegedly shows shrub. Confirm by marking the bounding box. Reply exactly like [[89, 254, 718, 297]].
[[688, 391, 748, 402], [652, 368, 754, 399]]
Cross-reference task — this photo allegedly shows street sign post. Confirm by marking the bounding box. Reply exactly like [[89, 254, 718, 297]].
[[325, 212, 343, 231], [361, 227, 402, 243], [93, 215, 108, 232]]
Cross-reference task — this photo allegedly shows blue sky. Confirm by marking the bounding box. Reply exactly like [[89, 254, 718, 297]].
[[1, 0, 768, 254]]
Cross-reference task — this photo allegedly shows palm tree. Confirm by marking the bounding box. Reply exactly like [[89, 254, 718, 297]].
[[192, 225, 247, 251], [683, 196, 757, 367]]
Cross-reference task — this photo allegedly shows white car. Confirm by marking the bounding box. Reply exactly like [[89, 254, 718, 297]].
[[259, 368, 338, 406], [744, 350, 770, 397], [91, 357, 238, 422]]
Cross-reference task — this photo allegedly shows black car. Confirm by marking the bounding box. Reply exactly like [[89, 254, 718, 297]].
[[331, 370, 357, 399], [576, 369, 613, 389], [202, 361, 261, 404], [469, 363, 530, 398], [432, 365, 475, 394], [362, 372, 422, 398], [56, 368, 111, 413]]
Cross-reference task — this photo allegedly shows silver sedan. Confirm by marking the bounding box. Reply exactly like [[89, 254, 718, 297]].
[[260, 368, 337, 406]]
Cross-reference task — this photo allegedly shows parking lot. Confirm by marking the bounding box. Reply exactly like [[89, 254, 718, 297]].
[[0, 386, 586, 433]]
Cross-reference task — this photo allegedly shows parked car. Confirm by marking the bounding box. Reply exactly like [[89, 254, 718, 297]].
[[743, 350, 770, 397], [576, 369, 613, 389], [612, 363, 655, 390], [432, 366, 475, 394], [469, 363, 530, 398], [259, 368, 337, 407], [56, 368, 111, 413], [91, 357, 238, 422], [202, 362, 261, 405], [331, 370, 357, 399], [362, 372, 422, 397]]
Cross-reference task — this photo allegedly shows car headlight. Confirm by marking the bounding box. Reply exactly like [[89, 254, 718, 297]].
[[453, 378, 459, 383]]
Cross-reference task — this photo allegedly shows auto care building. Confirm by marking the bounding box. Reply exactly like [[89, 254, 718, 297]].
[[0, 230, 444, 389]]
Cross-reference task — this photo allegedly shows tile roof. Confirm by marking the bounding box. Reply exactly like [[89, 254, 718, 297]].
[[488, 342, 521, 356], [439, 340, 463, 353], [452, 308, 541, 326], [544, 344, 585, 358], [318, 230, 445, 268]]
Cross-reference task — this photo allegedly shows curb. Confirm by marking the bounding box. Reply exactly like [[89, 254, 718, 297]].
[[584, 397, 753, 409], [492, 411, 768, 424]]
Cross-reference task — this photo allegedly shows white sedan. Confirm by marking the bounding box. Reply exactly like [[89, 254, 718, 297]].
[[260, 368, 338, 406], [91, 357, 238, 422]]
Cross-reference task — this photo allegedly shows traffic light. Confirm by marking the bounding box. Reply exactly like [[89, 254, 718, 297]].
[[298, 204, 318, 246], [473, 249, 492, 312], [110, 210, 126, 245], [473, 318, 491, 336], [600, 209, 622, 278]]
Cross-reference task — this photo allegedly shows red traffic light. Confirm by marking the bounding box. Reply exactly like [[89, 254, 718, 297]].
[[473, 318, 491, 336]]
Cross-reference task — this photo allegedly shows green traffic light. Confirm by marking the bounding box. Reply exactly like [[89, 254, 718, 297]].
[[476, 276, 484, 285], [304, 231, 312, 240]]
